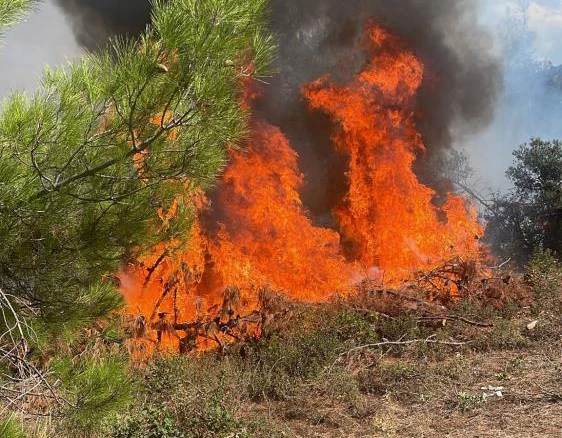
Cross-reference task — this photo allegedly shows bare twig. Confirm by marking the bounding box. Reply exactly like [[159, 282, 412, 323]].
[[417, 314, 494, 328], [336, 335, 471, 364], [144, 250, 168, 286], [490, 258, 512, 270]]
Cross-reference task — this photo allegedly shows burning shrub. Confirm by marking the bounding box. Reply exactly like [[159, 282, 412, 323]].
[[122, 24, 488, 355]]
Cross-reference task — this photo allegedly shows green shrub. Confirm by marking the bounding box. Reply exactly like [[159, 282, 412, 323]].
[[0, 417, 25, 438], [53, 354, 134, 435], [455, 392, 486, 412], [527, 249, 562, 315], [113, 405, 186, 438], [111, 356, 249, 438], [474, 319, 529, 351]]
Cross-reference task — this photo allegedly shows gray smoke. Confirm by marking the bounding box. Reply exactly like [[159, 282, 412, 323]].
[[465, 3, 562, 191], [54, 0, 503, 220]]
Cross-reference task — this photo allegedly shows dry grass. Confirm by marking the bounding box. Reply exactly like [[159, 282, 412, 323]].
[[110, 293, 562, 437], [26, 257, 561, 438], [240, 341, 562, 438]]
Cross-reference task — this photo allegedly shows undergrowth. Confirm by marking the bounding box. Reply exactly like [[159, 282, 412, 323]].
[[12, 257, 562, 437]]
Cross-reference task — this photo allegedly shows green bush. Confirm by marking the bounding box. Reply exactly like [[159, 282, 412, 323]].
[[53, 354, 134, 435], [113, 405, 186, 438], [111, 356, 249, 438], [244, 309, 378, 400], [527, 249, 562, 310], [0, 417, 25, 438]]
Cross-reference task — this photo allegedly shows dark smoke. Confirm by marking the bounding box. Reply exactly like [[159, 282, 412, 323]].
[[54, 0, 502, 222], [257, 0, 503, 220], [54, 0, 151, 50]]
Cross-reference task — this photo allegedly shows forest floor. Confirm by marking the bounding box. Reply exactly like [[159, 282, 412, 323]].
[[109, 257, 562, 438], [252, 337, 562, 438]]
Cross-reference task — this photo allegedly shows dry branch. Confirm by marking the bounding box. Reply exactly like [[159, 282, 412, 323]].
[[333, 334, 471, 368]]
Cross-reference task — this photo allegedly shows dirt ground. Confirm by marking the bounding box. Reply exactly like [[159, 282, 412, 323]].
[[250, 340, 562, 438]]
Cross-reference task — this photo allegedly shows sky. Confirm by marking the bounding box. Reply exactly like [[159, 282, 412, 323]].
[[1, 0, 562, 192], [481, 0, 562, 63], [0, 0, 80, 96], [469, 0, 562, 190]]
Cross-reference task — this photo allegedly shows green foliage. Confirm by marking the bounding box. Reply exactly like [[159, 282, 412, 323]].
[[53, 354, 134, 434], [0, 0, 35, 36], [527, 248, 562, 302], [526, 249, 562, 339], [358, 361, 423, 397], [507, 139, 562, 204], [474, 319, 529, 351], [113, 405, 186, 438], [486, 138, 562, 264], [0, 0, 273, 338], [0, 0, 274, 423], [107, 309, 379, 437], [376, 315, 422, 345], [104, 297, 562, 438], [0, 416, 25, 438], [245, 309, 378, 400], [455, 392, 486, 413], [111, 356, 249, 438]]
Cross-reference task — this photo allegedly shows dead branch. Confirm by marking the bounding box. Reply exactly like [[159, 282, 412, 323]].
[[338, 335, 471, 360], [417, 314, 494, 328], [490, 258, 512, 270], [0, 288, 73, 417], [143, 250, 168, 286]]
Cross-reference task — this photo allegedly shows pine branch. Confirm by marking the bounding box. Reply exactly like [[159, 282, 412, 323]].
[[0, 0, 36, 36]]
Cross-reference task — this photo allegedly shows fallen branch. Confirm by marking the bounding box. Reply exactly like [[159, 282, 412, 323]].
[[364, 288, 446, 313], [337, 335, 471, 361], [417, 314, 494, 328], [143, 250, 168, 286], [490, 258, 512, 270]]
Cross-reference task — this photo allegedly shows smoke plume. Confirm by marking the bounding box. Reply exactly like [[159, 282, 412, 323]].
[[54, 0, 151, 50], [256, 0, 502, 218], [54, 0, 503, 219]]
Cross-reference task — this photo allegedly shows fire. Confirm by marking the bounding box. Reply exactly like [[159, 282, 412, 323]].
[[120, 23, 484, 354], [206, 120, 353, 301], [303, 24, 483, 282]]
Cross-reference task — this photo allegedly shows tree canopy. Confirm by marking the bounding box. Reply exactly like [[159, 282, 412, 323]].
[[0, 0, 273, 428], [485, 138, 562, 264]]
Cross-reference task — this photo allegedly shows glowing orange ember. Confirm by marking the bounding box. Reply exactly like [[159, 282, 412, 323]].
[[120, 23, 484, 354]]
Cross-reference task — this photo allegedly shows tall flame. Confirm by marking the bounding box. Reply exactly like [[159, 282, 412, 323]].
[[303, 25, 482, 282], [121, 23, 484, 353]]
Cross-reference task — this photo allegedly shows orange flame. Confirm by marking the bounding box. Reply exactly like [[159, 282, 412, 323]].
[[205, 120, 353, 301], [303, 24, 483, 283], [121, 23, 484, 354]]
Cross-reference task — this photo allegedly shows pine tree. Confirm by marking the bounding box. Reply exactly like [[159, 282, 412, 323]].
[[0, 0, 35, 36], [0, 0, 273, 428]]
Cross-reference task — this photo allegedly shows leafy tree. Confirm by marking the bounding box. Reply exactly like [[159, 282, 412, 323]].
[[0, 0, 273, 427], [486, 138, 562, 264]]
